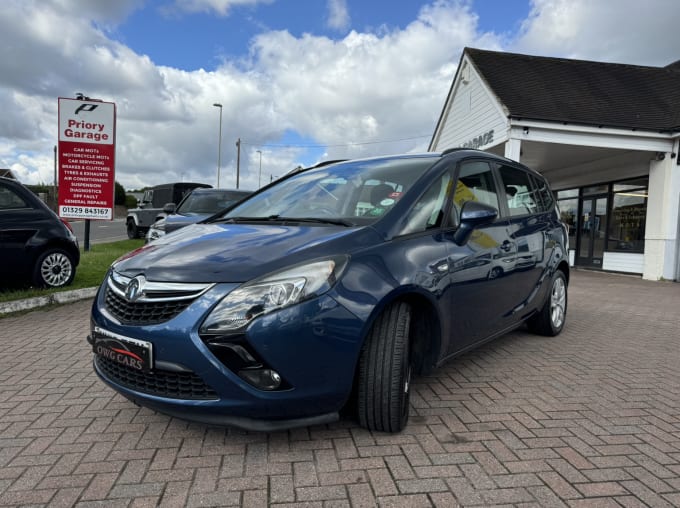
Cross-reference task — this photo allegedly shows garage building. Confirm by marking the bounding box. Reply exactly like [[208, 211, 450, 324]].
[[430, 48, 680, 281]]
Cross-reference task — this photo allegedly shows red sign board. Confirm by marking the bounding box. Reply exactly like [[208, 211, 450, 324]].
[[58, 98, 116, 220]]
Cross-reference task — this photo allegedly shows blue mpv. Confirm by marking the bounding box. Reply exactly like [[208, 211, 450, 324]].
[[89, 149, 569, 432]]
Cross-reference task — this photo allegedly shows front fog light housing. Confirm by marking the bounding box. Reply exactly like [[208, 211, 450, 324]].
[[200, 256, 348, 334], [239, 368, 282, 390]]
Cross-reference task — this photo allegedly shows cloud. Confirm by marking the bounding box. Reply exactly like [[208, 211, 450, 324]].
[[174, 0, 274, 16], [1, 0, 497, 189], [1, 0, 679, 190], [327, 0, 351, 32], [250, 1, 497, 162], [512, 0, 680, 65]]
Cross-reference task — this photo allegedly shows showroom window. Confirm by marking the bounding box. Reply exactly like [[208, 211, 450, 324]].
[[608, 177, 648, 253], [555, 178, 648, 255], [556, 189, 578, 243]]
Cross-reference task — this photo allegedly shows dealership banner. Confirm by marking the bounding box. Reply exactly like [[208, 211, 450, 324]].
[[58, 97, 116, 220]]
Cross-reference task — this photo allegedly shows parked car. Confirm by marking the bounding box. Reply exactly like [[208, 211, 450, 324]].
[[0, 176, 80, 288], [127, 181, 211, 239], [146, 188, 252, 243], [88, 149, 569, 432]]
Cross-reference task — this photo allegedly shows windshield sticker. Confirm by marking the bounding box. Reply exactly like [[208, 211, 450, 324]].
[[380, 198, 396, 207]]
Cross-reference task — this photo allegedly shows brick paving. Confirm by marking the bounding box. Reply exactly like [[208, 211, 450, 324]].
[[0, 270, 678, 507]]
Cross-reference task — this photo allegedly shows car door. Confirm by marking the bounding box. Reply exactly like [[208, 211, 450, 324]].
[[0, 182, 43, 279], [443, 160, 515, 355], [494, 163, 550, 325]]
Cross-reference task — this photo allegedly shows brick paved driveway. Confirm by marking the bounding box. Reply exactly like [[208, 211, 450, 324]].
[[0, 270, 678, 507]]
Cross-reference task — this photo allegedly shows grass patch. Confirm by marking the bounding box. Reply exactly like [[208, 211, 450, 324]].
[[0, 239, 144, 303]]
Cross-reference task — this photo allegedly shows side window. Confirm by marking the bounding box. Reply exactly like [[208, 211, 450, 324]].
[[498, 165, 539, 216], [396, 172, 452, 236], [452, 161, 500, 223], [0, 185, 29, 210]]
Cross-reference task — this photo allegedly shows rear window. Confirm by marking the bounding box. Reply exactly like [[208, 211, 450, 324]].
[[0, 185, 30, 210]]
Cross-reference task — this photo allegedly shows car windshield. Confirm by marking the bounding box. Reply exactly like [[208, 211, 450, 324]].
[[218, 156, 438, 225], [176, 192, 243, 215]]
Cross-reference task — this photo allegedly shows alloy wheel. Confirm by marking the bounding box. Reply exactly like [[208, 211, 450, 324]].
[[40, 252, 73, 287], [550, 277, 566, 329]]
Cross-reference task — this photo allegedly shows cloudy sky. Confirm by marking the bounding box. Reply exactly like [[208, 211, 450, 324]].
[[1, 0, 679, 191]]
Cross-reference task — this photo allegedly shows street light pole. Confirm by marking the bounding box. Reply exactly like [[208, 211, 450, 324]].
[[256, 150, 262, 188], [235, 138, 241, 189], [212, 103, 222, 187]]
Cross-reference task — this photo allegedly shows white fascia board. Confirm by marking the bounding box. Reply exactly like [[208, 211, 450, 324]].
[[509, 121, 675, 152]]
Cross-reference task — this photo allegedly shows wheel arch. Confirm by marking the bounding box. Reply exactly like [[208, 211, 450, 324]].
[[556, 259, 570, 284], [354, 288, 442, 377], [28, 237, 80, 267]]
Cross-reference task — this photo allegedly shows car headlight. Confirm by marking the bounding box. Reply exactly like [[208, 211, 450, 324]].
[[152, 220, 166, 232], [200, 256, 348, 334]]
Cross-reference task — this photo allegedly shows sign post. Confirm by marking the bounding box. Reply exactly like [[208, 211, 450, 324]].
[[57, 97, 116, 250]]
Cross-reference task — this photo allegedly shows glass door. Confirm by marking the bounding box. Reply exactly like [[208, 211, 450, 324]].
[[578, 195, 608, 267]]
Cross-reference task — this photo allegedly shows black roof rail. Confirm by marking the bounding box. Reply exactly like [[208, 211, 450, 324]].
[[309, 159, 347, 169], [287, 159, 348, 176], [440, 147, 485, 156]]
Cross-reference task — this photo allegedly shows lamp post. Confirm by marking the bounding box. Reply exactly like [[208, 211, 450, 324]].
[[212, 103, 222, 187], [235, 137, 241, 189], [256, 150, 262, 188]]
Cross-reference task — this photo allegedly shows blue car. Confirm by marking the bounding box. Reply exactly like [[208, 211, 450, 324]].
[[89, 149, 569, 432]]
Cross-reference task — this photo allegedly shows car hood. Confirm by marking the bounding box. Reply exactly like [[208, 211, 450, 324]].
[[164, 213, 208, 233], [114, 222, 378, 283]]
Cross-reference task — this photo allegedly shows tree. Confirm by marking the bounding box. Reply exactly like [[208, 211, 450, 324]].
[[124, 194, 138, 209], [114, 181, 126, 205]]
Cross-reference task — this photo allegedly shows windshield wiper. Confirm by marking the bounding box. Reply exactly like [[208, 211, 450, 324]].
[[212, 216, 270, 223], [214, 215, 353, 227], [274, 216, 354, 227]]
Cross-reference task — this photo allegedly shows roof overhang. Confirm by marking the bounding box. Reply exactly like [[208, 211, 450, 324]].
[[484, 119, 678, 190]]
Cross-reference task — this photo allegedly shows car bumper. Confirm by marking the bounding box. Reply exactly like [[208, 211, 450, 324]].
[[89, 284, 365, 428]]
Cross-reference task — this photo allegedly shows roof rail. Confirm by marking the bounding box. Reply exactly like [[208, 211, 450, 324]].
[[287, 159, 347, 176], [440, 147, 484, 156]]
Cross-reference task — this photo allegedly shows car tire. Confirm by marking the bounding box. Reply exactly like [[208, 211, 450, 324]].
[[488, 266, 503, 279], [32, 248, 76, 288], [357, 301, 412, 432], [127, 221, 139, 239], [527, 269, 567, 336]]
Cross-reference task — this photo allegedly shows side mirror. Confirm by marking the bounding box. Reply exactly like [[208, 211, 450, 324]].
[[453, 201, 498, 245], [162, 202, 176, 214]]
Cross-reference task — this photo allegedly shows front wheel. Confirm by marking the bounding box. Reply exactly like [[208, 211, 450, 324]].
[[528, 269, 567, 336], [357, 301, 412, 433], [126, 220, 139, 239], [32, 248, 76, 288]]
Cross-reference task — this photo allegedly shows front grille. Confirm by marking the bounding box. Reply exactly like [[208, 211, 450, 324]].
[[103, 272, 213, 325], [105, 288, 192, 325], [95, 356, 219, 400]]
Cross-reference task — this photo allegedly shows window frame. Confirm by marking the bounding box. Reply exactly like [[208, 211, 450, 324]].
[[0, 182, 32, 211], [493, 163, 544, 218], [451, 158, 505, 224]]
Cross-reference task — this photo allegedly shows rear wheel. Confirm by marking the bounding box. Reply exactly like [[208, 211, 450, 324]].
[[528, 269, 567, 336], [32, 248, 76, 288], [357, 302, 412, 432], [127, 220, 139, 239]]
